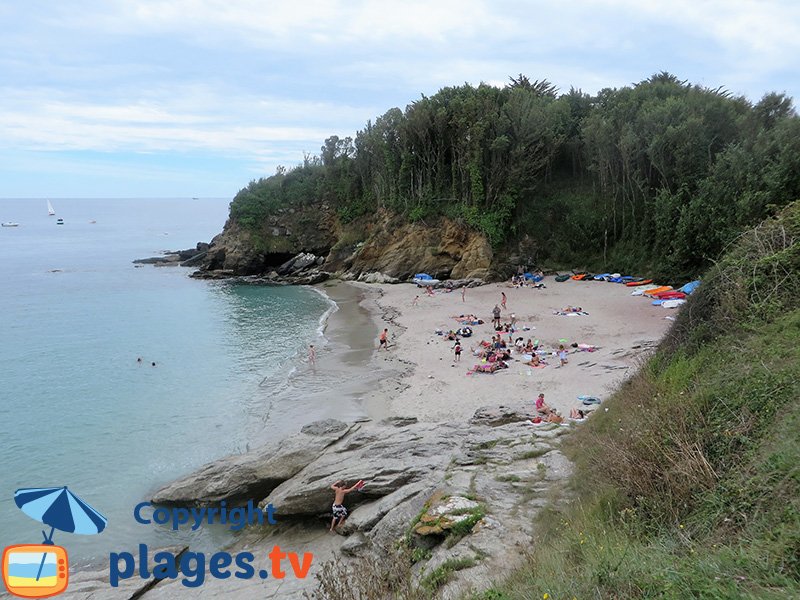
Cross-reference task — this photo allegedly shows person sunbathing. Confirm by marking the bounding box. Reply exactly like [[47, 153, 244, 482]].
[[569, 408, 587, 419], [468, 361, 506, 374], [571, 342, 597, 352], [561, 306, 583, 312], [526, 354, 542, 367]]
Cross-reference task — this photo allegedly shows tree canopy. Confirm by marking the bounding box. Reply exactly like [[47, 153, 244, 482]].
[[230, 73, 799, 281]]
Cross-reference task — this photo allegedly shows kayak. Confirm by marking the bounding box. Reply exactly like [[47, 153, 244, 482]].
[[626, 279, 653, 287], [644, 286, 673, 297]]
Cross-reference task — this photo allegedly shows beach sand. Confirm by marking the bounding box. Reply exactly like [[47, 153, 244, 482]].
[[354, 278, 673, 421]]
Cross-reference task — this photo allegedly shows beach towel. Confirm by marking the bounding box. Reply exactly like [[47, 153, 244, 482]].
[[554, 311, 589, 316]]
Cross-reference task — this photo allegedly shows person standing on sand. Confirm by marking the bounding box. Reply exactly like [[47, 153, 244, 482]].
[[492, 305, 501, 328], [308, 344, 316, 366], [501, 291, 507, 309], [558, 344, 568, 367], [453, 340, 462, 362], [413, 295, 419, 307], [329, 480, 364, 532], [379, 328, 389, 350], [461, 287, 466, 302]]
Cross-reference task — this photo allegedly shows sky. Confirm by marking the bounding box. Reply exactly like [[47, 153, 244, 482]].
[[1, 0, 798, 198]]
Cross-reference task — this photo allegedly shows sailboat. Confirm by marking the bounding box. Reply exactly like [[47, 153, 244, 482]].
[[47, 200, 55, 216]]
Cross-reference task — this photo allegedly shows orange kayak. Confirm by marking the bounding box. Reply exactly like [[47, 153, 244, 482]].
[[626, 279, 653, 287], [644, 285, 672, 297], [571, 273, 589, 281]]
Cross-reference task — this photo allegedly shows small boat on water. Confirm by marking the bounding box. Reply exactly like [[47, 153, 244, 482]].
[[2, 222, 19, 227], [47, 200, 56, 216], [56, 218, 64, 225]]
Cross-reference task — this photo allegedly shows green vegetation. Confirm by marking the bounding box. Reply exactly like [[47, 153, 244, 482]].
[[420, 557, 478, 594], [229, 73, 798, 281], [486, 203, 800, 598], [444, 505, 486, 548]]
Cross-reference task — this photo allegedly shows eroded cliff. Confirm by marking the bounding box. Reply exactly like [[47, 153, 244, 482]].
[[195, 204, 494, 282]]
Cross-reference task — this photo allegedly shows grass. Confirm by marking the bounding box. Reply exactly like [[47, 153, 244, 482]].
[[517, 447, 550, 460], [444, 505, 486, 548], [483, 204, 800, 599], [495, 474, 521, 483], [420, 557, 478, 594]]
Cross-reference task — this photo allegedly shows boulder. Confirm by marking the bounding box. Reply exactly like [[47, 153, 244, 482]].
[[340, 531, 370, 557], [150, 420, 354, 506], [345, 481, 428, 532], [470, 404, 538, 426], [357, 271, 400, 284], [261, 422, 467, 517], [278, 252, 319, 275], [301, 419, 348, 436]]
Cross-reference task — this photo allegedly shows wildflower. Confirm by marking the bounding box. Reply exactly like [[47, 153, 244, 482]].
[[543, 594, 550, 600]]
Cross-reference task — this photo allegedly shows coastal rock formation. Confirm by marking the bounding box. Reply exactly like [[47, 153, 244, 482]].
[[261, 422, 468, 516], [190, 206, 494, 282], [470, 404, 539, 426], [200, 204, 337, 275], [132, 242, 209, 267], [413, 495, 482, 536], [344, 214, 492, 280], [118, 408, 579, 600], [150, 420, 353, 506]]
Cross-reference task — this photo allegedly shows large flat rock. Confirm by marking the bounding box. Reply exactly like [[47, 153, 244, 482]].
[[151, 421, 353, 506], [262, 423, 468, 517]]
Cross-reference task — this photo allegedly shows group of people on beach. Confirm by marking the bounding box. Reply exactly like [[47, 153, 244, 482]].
[[533, 393, 588, 423], [324, 278, 603, 531]]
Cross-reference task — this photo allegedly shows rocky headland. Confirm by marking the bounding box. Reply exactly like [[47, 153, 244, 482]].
[[183, 204, 541, 284]]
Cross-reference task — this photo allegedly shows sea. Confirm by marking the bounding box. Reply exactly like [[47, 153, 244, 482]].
[[0, 198, 353, 564]]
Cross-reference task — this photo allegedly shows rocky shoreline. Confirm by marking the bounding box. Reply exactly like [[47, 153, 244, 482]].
[[137, 245, 488, 289], [144, 411, 573, 599]]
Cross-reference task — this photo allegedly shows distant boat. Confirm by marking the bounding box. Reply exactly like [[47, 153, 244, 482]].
[[2, 222, 19, 227], [192, 197, 199, 200], [47, 200, 55, 216], [56, 218, 64, 225]]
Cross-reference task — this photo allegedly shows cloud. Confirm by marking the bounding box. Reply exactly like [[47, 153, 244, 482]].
[[0, 0, 797, 196], [0, 85, 374, 156]]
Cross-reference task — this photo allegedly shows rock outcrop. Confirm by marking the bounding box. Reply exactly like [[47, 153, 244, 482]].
[[140, 406, 575, 600], [133, 243, 209, 267], [261, 421, 468, 517], [190, 205, 494, 283], [150, 420, 353, 506]]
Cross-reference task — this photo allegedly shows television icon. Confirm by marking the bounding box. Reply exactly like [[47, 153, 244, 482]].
[[2, 544, 69, 598]]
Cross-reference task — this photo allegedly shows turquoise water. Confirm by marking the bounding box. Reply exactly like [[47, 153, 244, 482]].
[[0, 198, 333, 563]]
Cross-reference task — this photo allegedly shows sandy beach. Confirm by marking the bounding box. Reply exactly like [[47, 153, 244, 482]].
[[355, 278, 673, 422]]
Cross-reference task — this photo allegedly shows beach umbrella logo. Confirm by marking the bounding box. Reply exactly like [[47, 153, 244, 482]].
[[2, 487, 107, 598]]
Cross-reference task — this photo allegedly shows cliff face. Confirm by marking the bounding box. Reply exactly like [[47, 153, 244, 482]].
[[197, 204, 494, 281], [202, 201, 338, 275]]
